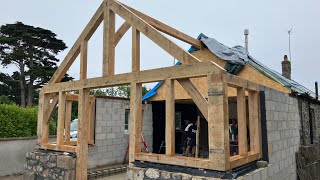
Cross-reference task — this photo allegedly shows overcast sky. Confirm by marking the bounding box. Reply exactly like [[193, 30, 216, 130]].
[[0, 0, 319, 91]]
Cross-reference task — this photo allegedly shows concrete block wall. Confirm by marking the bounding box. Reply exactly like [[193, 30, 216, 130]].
[[240, 87, 300, 180], [88, 98, 153, 169]]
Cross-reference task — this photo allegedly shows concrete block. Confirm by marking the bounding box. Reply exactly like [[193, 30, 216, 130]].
[[106, 133, 116, 139], [96, 133, 106, 140]]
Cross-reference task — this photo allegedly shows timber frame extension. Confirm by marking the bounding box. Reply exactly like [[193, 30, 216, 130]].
[[37, 0, 262, 179]]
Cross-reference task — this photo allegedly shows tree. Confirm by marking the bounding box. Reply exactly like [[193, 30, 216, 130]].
[[0, 22, 72, 107], [90, 85, 150, 98]]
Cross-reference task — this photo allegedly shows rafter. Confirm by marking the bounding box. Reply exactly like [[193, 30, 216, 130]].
[[109, 0, 201, 65], [49, 2, 105, 84], [121, 3, 202, 49]]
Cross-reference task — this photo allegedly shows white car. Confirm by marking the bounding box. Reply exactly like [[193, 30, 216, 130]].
[[70, 119, 78, 141]]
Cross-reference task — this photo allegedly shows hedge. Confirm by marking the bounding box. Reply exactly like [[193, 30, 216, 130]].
[[0, 104, 56, 138]]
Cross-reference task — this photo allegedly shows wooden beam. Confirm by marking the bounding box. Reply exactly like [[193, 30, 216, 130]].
[[207, 73, 230, 171], [226, 74, 259, 91], [230, 152, 260, 169], [135, 153, 225, 171], [103, 2, 116, 76], [45, 95, 58, 123], [76, 89, 90, 180], [165, 79, 175, 156], [129, 82, 142, 163], [109, 0, 201, 65], [80, 41, 88, 80], [237, 87, 248, 156], [41, 143, 76, 153], [57, 91, 66, 145], [177, 79, 208, 120], [132, 27, 140, 72], [115, 21, 131, 45], [49, 2, 104, 83], [248, 91, 260, 154], [43, 62, 219, 93], [121, 3, 202, 49], [64, 101, 72, 145]]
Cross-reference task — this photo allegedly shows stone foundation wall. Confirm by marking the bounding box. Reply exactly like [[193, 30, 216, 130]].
[[24, 149, 75, 180]]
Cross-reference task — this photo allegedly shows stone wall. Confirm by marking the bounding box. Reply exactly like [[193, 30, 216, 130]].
[[24, 149, 75, 180], [88, 98, 153, 169], [298, 97, 320, 145]]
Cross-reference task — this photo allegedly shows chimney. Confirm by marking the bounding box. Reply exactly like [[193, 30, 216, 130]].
[[282, 55, 291, 79], [316, 81, 319, 100]]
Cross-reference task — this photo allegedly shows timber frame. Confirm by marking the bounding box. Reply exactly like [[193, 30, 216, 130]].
[[37, 0, 262, 179]]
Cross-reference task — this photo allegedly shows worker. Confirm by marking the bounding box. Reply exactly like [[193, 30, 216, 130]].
[[229, 118, 238, 155], [184, 119, 197, 157]]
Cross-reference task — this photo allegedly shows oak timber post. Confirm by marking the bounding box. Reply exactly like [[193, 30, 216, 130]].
[[207, 73, 230, 171], [165, 79, 175, 156]]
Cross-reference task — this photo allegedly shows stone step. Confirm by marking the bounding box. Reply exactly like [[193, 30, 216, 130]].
[[88, 164, 127, 179]]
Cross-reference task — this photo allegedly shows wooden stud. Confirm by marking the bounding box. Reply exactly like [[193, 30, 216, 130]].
[[177, 78, 208, 120], [49, 2, 104, 83], [103, 2, 116, 76], [76, 88, 90, 180], [80, 41, 88, 80], [195, 115, 200, 158], [237, 87, 248, 156], [57, 91, 66, 145], [132, 27, 140, 72], [88, 98, 96, 142], [43, 62, 220, 93], [165, 79, 175, 156], [248, 91, 260, 154], [37, 91, 50, 145], [115, 21, 131, 45], [121, 3, 202, 49], [129, 82, 142, 163], [108, 0, 201, 65], [230, 152, 260, 169], [64, 101, 72, 145], [207, 73, 230, 171]]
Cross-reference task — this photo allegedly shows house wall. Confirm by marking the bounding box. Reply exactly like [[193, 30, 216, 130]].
[[88, 98, 153, 169], [239, 87, 300, 180], [0, 136, 56, 177]]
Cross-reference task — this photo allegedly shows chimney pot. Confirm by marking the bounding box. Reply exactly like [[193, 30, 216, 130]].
[[282, 54, 291, 79]]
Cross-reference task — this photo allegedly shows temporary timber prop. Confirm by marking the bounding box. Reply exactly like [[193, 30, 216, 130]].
[[37, 0, 262, 179]]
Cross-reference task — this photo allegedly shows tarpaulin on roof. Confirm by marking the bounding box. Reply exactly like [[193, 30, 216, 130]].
[[142, 34, 316, 101], [200, 34, 316, 98]]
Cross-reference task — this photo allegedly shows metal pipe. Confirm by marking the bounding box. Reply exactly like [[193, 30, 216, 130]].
[[244, 29, 249, 52], [315, 81, 318, 100]]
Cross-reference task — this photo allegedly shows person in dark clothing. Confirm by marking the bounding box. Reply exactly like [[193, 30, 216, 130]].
[[184, 119, 197, 157]]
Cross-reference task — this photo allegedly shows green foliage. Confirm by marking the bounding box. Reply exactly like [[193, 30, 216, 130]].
[[0, 95, 14, 104], [0, 104, 55, 138], [90, 85, 150, 98]]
